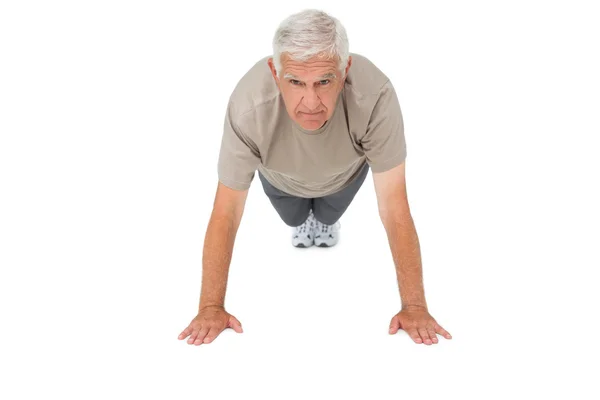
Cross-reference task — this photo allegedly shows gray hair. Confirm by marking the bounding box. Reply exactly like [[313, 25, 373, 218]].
[[272, 9, 350, 78]]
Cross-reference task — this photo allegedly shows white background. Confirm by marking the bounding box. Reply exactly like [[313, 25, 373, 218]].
[[1, 0, 599, 398]]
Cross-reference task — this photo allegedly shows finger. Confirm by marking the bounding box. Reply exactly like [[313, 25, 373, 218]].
[[187, 326, 201, 344], [434, 323, 452, 339], [203, 327, 220, 344], [418, 327, 432, 345], [229, 315, 243, 333], [408, 329, 422, 343], [389, 316, 400, 334], [178, 326, 191, 340], [194, 326, 210, 346], [427, 326, 438, 344]]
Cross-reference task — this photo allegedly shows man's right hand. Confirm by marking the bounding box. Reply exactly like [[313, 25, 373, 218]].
[[177, 306, 243, 345]]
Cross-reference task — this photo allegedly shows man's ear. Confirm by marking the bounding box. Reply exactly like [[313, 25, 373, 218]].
[[267, 58, 280, 89], [344, 55, 352, 80]]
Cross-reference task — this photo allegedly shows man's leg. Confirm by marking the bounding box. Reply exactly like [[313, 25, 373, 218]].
[[258, 171, 312, 227], [312, 162, 370, 225]]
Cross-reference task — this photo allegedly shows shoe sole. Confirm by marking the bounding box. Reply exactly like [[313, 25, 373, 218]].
[[316, 241, 337, 247], [293, 242, 312, 248]]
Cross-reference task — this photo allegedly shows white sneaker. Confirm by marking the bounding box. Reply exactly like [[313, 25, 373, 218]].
[[314, 218, 341, 247], [292, 210, 316, 248]]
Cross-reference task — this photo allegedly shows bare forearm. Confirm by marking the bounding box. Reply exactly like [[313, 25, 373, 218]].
[[382, 212, 427, 310], [198, 212, 239, 310]]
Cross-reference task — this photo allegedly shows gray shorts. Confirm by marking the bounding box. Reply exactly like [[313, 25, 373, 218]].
[[258, 162, 370, 226]]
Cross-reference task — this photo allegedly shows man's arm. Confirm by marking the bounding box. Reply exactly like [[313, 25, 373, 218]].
[[198, 181, 249, 310], [372, 160, 427, 310]]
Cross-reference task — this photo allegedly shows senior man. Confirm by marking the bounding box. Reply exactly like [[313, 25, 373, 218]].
[[178, 9, 452, 346]]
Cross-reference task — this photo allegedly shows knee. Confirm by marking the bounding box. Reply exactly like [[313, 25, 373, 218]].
[[281, 211, 311, 227], [282, 217, 304, 227], [313, 213, 339, 226]]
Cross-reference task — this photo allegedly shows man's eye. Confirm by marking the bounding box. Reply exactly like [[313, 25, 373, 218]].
[[289, 79, 329, 85]]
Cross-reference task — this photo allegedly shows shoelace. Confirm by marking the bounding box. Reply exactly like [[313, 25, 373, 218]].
[[316, 220, 334, 233], [295, 213, 315, 234]]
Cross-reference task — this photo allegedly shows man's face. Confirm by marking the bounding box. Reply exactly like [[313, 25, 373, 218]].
[[268, 53, 352, 131]]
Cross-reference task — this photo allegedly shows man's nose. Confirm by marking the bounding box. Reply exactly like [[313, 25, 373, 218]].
[[302, 87, 321, 111]]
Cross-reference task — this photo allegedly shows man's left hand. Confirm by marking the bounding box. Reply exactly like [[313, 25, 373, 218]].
[[389, 306, 452, 345]]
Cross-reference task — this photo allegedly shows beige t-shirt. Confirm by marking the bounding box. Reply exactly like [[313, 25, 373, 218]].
[[217, 52, 407, 198]]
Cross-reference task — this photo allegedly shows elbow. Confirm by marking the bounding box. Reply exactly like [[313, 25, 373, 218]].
[[378, 205, 413, 229]]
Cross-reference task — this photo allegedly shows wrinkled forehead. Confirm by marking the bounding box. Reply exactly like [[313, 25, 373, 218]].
[[280, 53, 340, 80], [283, 71, 338, 81]]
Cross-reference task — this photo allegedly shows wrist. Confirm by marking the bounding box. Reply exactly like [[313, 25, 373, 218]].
[[402, 304, 427, 311], [199, 304, 225, 311]]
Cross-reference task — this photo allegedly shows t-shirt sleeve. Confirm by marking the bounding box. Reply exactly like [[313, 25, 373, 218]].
[[217, 100, 261, 191], [361, 79, 407, 173]]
